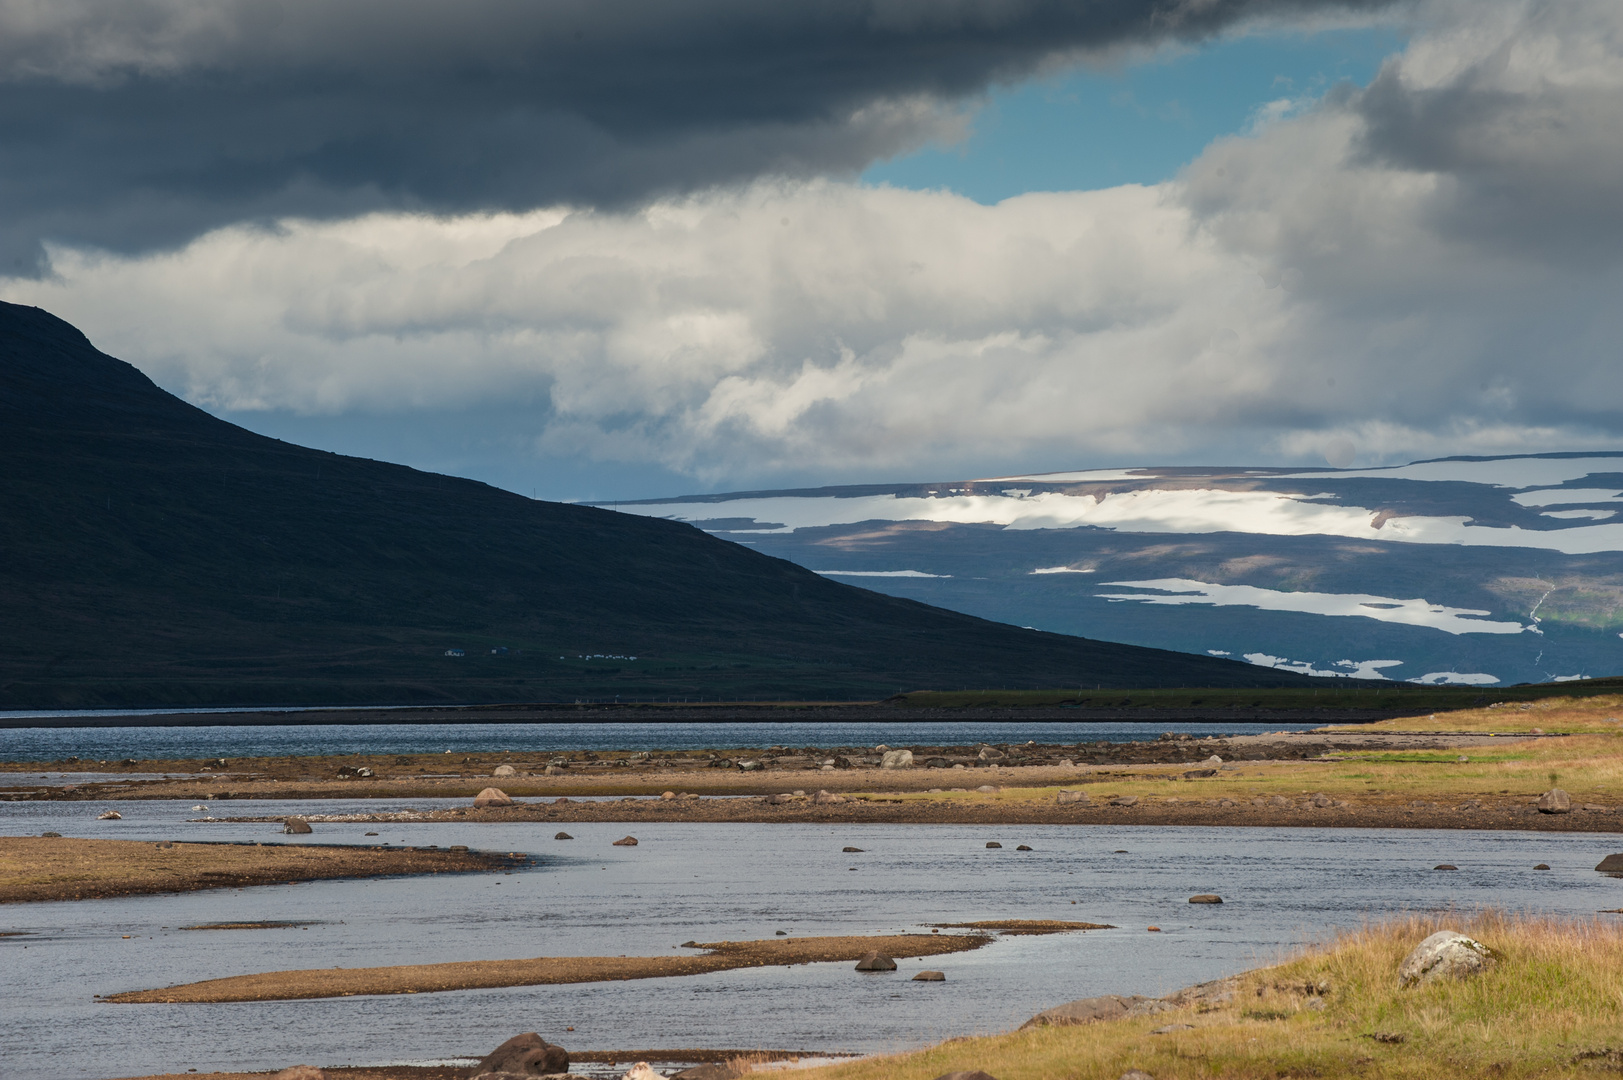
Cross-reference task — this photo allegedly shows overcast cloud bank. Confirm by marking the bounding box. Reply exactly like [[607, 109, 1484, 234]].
[[4, 0, 1621, 491]]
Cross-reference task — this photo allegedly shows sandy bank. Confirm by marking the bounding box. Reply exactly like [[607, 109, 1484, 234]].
[[0, 836, 514, 904], [105, 932, 999, 1004]]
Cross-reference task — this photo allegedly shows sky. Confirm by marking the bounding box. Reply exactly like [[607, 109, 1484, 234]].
[[2, 0, 1620, 502]]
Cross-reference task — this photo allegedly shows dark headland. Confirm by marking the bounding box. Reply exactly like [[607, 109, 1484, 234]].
[[0, 300, 1321, 709]]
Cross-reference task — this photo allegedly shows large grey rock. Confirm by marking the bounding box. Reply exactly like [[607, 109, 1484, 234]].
[[493, 764, 517, 777], [880, 749, 915, 769], [1398, 930, 1498, 987], [282, 817, 313, 834], [1596, 853, 1623, 872], [612, 835, 639, 846], [474, 787, 514, 808], [1021, 994, 1148, 1028], [914, 970, 946, 981], [1536, 788, 1572, 814], [855, 951, 897, 971], [475, 1032, 570, 1077]]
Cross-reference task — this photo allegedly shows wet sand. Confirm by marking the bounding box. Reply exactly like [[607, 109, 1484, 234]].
[[0, 837, 515, 904], [106, 932, 999, 1003]]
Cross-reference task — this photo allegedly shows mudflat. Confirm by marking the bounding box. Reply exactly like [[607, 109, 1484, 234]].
[[105, 932, 997, 1003], [0, 837, 513, 904]]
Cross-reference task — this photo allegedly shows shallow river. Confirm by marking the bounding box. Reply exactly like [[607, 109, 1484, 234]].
[[5, 799, 1622, 1080]]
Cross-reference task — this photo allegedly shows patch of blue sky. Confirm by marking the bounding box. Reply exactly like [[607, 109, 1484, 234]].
[[861, 26, 1408, 201]]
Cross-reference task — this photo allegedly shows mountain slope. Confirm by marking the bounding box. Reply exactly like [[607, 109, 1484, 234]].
[[618, 459, 1623, 688], [0, 301, 1308, 707]]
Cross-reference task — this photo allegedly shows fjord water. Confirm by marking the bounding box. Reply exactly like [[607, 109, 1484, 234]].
[[0, 720, 1314, 762], [5, 799, 1622, 1080]]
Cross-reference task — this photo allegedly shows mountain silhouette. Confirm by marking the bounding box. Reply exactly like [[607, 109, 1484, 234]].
[[0, 300, 1313, 707]]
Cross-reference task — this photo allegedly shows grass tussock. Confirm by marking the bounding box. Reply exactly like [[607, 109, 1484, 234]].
[[779, 912, 1623, 1080]]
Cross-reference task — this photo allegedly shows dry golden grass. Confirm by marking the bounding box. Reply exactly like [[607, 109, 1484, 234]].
[[784, 912, 1623, 1080], [1341, 692, 1623, 734]]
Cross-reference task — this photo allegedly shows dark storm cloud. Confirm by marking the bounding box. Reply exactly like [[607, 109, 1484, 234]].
[[0, 0, 1397, 271]]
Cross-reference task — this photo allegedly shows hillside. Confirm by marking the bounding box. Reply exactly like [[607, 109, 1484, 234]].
[[0, 301, 1310, 707]]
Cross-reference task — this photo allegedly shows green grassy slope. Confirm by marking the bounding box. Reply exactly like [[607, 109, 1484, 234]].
[[0, 301, 1323, 706]]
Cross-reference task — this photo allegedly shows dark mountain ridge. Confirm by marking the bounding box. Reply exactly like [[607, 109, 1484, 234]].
[[0, 301, 1316, 707]]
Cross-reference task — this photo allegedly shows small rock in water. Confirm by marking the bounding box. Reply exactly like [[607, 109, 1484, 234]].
[[283, 818, 313, 835], [985, 841, 1002, 849], [97, 810, 122, 820], [776, 930, 787, 936], [1434, 864, 1458, 871], [843, 846, 865, 852], [1188, 894, 1222, 904], [1535, 863, 1551, 870], [1596, 853, 1623, 872], [855, 951, 897, 971], [1147, 926, 1161, 932], [473, 787, 513, 808], [612, 835, 639, 846], [1398, 930, 1498, 986], [555, 832, 573, 840], [914, 970, 946, 981], [1015, 845, 1033, 851]]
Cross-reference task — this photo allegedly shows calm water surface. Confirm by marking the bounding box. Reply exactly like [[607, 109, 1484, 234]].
[[0, 721, 1311, 762], [5, 798, 1622, 1080]]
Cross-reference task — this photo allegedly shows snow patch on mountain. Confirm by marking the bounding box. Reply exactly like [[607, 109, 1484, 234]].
[[1096, 579, 1528, 635]]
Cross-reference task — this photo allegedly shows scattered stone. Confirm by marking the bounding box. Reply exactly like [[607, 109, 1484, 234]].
[[669, 1065, 744, 1080], [1536, 788, 1572, 814], [1119, 1072, 1156, 1080], [1183, 769, 1217, 779], [680, 941, 699, 948], [1268, 795, 1291, 807], [931, 1073, 999, 1080], [1151, 1024, 1194, 1034], [336, 765, 373, 778], [612, 836, 639, 846], [737, 760, 759, 771], [976, 785, 1000, 794], [776, 930, 787, 936], [814, 790, 845, 804], [1366, 1032, 1407, 1044], [1147, 926, 1161, 932], [271, 1067, 324, 1080], [1188, 895, 1222, 904], [97, 810, 122, 820], [855, 951, 897, 972], [40, 831, 62, 838], [620, 1063, 665, 1080], [555, 832, 574, 840], [880, 749, 915, 769], [493, 764, 517, 777], [1595, 854, 1623, 872], [986, 841, 1002, 849], [1022, 994, 1144, 1028], [1398, 930, 1498, 987], [764, 793, 793, 805], [473, 787, 513, 808], [1056, 790, 1090, 805], [1016, 845, 1033, 851], [843, 846, 865, 852], [1110, 795, 1139, 807], [474, 1032, 570, 1077], [1201, 755, 1223, 766], [1435, 864, 1458, 871], [914, 970, 946, 981], [1457, 755, 1469, 763], [661, 791, 676, 800], [543, 765, 562, 776], [1535, 863, 1550, 870], [1309, 793, 1333, 808], [1583, 804, 1609, 812], [283, 818, 312, 835]]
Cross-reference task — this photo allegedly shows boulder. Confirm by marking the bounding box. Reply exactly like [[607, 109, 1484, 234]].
[[474, 787, 514, 808], [855, 951, 897, 971], [1596, 854, 1623, 872], [1183, 769, 1217, 779], [1434, 864, 1458, 871], [1535, 863, 1551, 870], [880, 749, 915, 769], [1536, 788, 1572, 814], [620, 1064, 665, 1080], [555, 832, 574, 840], [1022, 995, 1146, 1028], [475, 1032, 570, 1077], [271, 1068, 324, 1080], [493, 764, 517, 777], [1016, 845, 1033, 851], [814, 790, 845, 804], [1188, 894, 1222, 904], [986, 841, 1002, 849], [764, 793, 793, 805], [612, 836, 639, 846], [283, 818, 313, 834], [1056, 790, 1091, 805], [975, 785, 1000, 794], [1309, 793, 1333, 808], [843, 846, 865, 853], [97, 810, 122, 820], [1110, 795, 1139, 807], [1201, 755, 1223, 766], [1398, 930, 1498, 987], [661, 791, 677, 800], [913, 970, 946, 981]]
